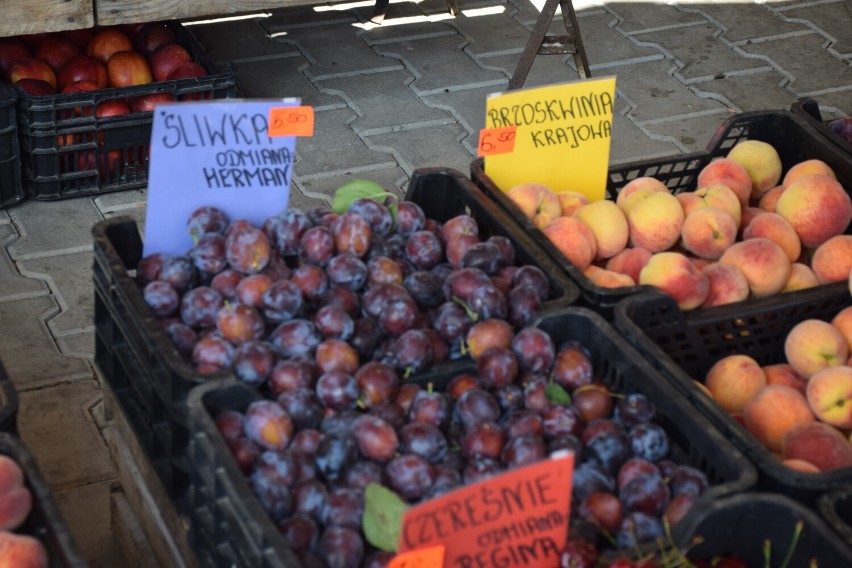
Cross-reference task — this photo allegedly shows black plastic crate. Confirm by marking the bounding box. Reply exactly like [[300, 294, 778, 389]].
[[0, 83, 23, 208], [614, 286, 852, 505], [185, 306, 756, 568], [10, 22, 236, 201], [791, 98, 852, 157], [819, 488, 852, 545], [92, 168, 579, 507], [0, 432, 87, 567], [0, 359, 17, 434], [472, 110, 852, 315], [680, 492, 852, 565]]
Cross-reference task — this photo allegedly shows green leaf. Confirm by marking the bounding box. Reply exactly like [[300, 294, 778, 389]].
[[331, 179, 389, 214], [363, 482, 409, 552], [545, 383, 572, 406]]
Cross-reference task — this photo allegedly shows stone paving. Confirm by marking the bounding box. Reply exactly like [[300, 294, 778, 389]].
[[0, 0, 849, 565]]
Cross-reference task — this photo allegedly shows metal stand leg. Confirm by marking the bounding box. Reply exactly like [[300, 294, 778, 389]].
[[509, 0, 591, 90]]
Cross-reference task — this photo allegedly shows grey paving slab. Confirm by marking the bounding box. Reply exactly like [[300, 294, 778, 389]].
[[373, 33, 507, 94], [631, 24, 771, 83], [234, 56, 347, 109], [294, 108, 398, 177], [6, 198, 102, 259], [185, 18, 299, 64], [53, 480, 124, 568], [316, 69, 456, 134], [481, 51, 584, 89], [606, 1, 708, 34], [17, 251, 94, 336], [604, 59, 726, 121], [777, 0, 852, 56], [740, 33, 852, 96], [691, 70, 800, 113], [639, 110, 737, 153], [677, 2, 809, 45], [609, 107, 681, 163], [287, 183, 336, 210], [0, 296, 90, 385], [571, 11, 663, 68], [418, 0, 511, 16], [447, 8, 532, 57], [93, 189, 147, 212], [59, 332, 95, 360], [0, 224, 49, 301], [364, 122, 474, 175], [279, 23, 404, 79], [421, 84, 505, 137], [18, 380, 115, 489], [297, 165, 410, 199], [263, 4, 358, 29]]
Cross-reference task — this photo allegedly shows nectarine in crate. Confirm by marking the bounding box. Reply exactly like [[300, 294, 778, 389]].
[[0, 360, 17, 434], [0, 83, 23, 208], [92, 168, 579, 509], [614, 286, 852, 505], [6, 21, 236, 202], [0, 432, 87, 567], [185, 307, 755, 568], [471, 110, 852, 316]]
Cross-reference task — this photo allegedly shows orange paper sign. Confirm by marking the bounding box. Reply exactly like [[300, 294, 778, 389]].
[[268, 105, 315, 137], [477, 126, 518, 156], [398, 451, 575, 568], [389, 544, 446, 568]]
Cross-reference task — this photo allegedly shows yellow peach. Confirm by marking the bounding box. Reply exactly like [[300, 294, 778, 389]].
[[744, 385, 814, 452], [700, 262, 750, 307], [583, 265, 635, 288], [627, 192, 684, 252], [784, 319, 849, 378], [726, 139, 783, 199], [573, 200, 629, 260], [616, 177, 669, 213], [782, 159, 836, 187], [806, 366, 852, 429], [782, 263, 819, 293], [718, 238, 791, 297], [681, 207, 738, 260], [556, 191, 589, 217], [542, 216, 597, 271], [741, 212, 801, 263], [696, 158, 752, 207], [758, 185, 785, 212], [605, 247, 653, 283], [639, 251, 710, 310], [693, 184, 742, 226], [831, 306, 852, 353], [776, 174, 852, 248], [811, 235, 852, 283], [705, 354, 767, 414]]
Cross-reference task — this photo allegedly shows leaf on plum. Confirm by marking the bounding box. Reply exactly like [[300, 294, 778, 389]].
[[545, 383, 572, 406], [363, 481, 409, 552]]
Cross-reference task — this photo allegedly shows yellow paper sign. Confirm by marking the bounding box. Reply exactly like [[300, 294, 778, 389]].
[[483, 77, 616, 201]]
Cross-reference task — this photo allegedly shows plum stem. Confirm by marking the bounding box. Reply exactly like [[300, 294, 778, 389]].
[[779, 520, 804, 568], [763, 539, 771, 568]]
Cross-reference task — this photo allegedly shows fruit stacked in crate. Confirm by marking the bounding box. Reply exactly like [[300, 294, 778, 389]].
[[472, 111, 852, 315], [186, 307, 755, 567], [0, 433, 86, 567], [92, 170, 578, 510], [0, 22, 236, 201]]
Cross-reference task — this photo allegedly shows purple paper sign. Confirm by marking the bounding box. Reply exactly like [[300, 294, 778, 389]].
[[142, 99, 299, 256]]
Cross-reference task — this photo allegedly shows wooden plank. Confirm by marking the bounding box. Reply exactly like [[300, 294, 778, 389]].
[[95, 0, 325, 27], [0, 0, 94, 38], [101, 383, 199, 568]]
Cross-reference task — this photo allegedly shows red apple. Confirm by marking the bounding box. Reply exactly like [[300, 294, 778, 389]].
[[86, 28, 133, 64], [100, 148, 123, 180], [106, 51, 153, 87], [60, 80, 100, 117], [96, 99, 131, 118], [165, 61, 207, 81], [57, 54, 107, 90], [61, 28, 96, 49], [9, 58, 56, 89], [0, 38, 30, 80], [133, 23, 177, 56], [128, 92, 174, 113], [13, 78, 55, 96], [149, 43, 191, 82], [34, 36, 81, 73]]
